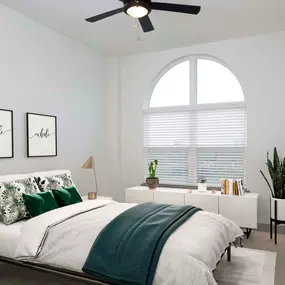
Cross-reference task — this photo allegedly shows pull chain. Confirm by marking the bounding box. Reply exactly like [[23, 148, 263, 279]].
[[134, 18, 141, 43]]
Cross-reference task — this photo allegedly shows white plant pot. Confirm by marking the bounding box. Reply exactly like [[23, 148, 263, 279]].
[[198, 183, 207, 192], [271, 197, 285, 221]]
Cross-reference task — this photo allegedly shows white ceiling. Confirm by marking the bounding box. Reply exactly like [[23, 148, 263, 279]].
[[1, 0, 285, 55]]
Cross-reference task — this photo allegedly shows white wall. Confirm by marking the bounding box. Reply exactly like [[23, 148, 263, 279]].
[[107, 31, 285, 224], [0, 5, 108, 195], [3, 1, 284, 223]]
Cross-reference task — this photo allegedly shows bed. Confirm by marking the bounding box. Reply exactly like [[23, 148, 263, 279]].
[[0, 170, 244, 285], [0, 221, 26, 258]]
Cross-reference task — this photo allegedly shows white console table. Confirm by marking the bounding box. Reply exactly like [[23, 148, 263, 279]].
[[125, 186, 259, 236]]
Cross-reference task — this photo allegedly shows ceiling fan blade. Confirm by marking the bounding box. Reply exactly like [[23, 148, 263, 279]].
[[139, 15, 154, 33], [85, 8, 124, 23], [152, 3, 201, 15]]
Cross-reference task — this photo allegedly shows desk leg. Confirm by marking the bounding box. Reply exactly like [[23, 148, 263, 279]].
[[244, 228, 252, 239]]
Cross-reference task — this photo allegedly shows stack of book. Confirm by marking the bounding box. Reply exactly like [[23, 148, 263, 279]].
[[221, 179, 245, 196]]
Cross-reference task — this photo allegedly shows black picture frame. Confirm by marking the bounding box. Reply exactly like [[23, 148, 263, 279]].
[[27, 113, 57, 158], [0, 109, 14, 159]]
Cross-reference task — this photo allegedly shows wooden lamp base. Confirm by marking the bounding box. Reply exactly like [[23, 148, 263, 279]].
[[88, 192, 97, 200]]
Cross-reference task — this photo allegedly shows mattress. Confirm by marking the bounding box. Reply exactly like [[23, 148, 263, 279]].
[[0, 220, 26, 258]]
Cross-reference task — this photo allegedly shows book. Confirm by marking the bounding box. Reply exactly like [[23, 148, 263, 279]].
[[221, 178, 225, 194], [236, 179, 245, 196], [221, 178, 243, 196], [233, 180, 239, 195], [228, 179, 233, 195], [221, 178, 229, 195]]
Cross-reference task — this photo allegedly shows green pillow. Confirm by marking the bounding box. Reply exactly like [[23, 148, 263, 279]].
[[22, 192, 58, 218], [52, 186, 82, 207]]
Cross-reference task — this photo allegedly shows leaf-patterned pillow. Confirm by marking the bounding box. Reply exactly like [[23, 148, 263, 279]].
[[0, 177, 40, 225], [35, 173, 74, 192]]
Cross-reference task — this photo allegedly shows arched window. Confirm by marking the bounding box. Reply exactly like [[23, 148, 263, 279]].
[[144, 56, 247, 186]]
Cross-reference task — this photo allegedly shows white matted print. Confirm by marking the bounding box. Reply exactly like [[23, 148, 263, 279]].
[[0, 109, 14, 158], [27, 113, 57, 157]]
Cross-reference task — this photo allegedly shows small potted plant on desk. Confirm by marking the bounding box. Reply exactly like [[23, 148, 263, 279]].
[[260, 147, 285, 244], [198, 177, 207, 192], [146, 160, 159, 189]]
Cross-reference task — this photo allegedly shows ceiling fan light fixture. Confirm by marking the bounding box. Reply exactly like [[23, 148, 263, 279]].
[[127, 6, 148, 18], [125, 1, 151, 19]]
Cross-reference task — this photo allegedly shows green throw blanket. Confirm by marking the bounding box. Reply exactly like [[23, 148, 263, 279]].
[[82, 203, 201, 285]]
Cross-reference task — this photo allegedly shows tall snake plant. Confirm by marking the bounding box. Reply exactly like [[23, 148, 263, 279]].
[[260, 147, 285, 199]]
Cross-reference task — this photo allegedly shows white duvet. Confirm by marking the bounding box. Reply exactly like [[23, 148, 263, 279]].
[[15, 200, 243, 285]]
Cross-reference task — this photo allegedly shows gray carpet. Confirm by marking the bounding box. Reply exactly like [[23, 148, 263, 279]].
[[215, 247, 276, 285]]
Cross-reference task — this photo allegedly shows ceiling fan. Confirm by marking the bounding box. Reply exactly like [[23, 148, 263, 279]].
[[85, 0, 201, 33]]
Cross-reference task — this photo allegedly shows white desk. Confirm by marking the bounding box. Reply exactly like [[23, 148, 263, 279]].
[[125, 186, 259, 231]]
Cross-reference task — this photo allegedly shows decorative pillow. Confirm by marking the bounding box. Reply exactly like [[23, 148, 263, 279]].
[[22, 191, 58, 218], [52, 186, 82, 207], [0, 178, 40, 225], [35, 173, 74, 192]]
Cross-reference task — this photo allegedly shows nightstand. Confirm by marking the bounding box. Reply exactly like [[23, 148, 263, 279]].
[[82, 195, 113, 201]]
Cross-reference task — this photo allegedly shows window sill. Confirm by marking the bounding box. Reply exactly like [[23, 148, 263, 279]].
[[140, 183, 221, 191]]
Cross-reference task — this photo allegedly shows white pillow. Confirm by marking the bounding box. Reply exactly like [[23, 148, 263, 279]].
[[0, 174, 30, 183], [29, 170, 71, 178], [29, 170, 74, 192]]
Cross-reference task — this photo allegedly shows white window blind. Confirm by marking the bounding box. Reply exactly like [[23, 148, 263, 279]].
[[144, 105, 247, 186]]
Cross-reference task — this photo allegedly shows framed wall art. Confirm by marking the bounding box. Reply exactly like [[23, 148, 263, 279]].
[[27, 113, 57, 157], [0, 109, 14, 159]]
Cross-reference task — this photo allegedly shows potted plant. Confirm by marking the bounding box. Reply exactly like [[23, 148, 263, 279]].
[[260, 147, 285, 220], [198, 177, 207, 192], [146, 160, 159, 189]]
